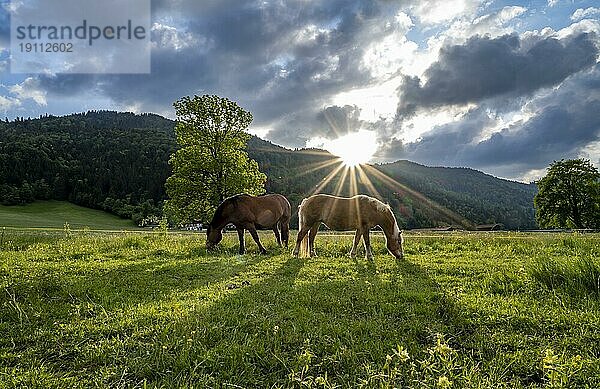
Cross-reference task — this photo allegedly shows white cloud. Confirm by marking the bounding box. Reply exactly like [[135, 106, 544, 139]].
[[520, 167, 547, 183], [400, 105, 474, 143], [554, 18, 600, 40], [412, 0, 481, 25], [579, 141, 600, 168], [547, 0, 559, 7], [571, 7, 600, 22], [292, 24, 331, 45], [361, 12, 418, 78], [8, 78, 47, 106], [332, 77, 401, 122], [445, 5, 527, 44], [0, 95, 19, 112], [151, 23, 203, 51]]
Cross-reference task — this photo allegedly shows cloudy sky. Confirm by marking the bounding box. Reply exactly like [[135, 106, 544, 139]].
[[1, 0, 599, 181]]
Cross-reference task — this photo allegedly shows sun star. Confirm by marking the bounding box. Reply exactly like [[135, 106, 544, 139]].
[[326, 130, 378, 167]]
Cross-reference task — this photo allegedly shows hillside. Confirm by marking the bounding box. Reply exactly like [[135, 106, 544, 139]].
[[0, 112, 175, 224], [248, 139, 537, 229], [0, 201, 136, 230], [0, 111, 537, 229], [376, 161, 537, 229]]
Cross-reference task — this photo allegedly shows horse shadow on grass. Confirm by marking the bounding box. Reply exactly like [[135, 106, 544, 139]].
[[113, 254, 475, 387]]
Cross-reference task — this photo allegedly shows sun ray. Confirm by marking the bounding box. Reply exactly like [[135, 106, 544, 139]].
[[349, 166, 358, 196], [295, 157, 343, 177], [348, 167, 364, 227], [355, 164, 383, 199], [322, 109, 346, 140], [312, 161, 345, 195], [333, 165, 350, 197], [363, 165, 472, 227], [294, 149, 336, 157]]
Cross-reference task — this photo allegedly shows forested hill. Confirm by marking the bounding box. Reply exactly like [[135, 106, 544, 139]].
[[0, 112, 176, 224], [0, 111, 537, 229], [247, 137, 538, 229]]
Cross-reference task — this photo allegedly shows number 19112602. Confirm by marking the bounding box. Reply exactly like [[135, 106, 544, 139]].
[[19, 42, 74, 53]]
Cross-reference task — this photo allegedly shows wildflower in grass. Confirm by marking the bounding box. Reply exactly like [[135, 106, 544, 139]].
[[431, 334, 453, 357], [438, 376, 452, 388], [542, 348, 559, 370], [393, 345, 410, 363]]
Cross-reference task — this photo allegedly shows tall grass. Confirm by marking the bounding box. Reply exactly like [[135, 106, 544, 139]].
[[529, 256, 600, 297]]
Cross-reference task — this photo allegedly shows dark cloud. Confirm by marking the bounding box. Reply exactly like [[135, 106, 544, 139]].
[[374, 136, 404, 160], [392, 65, 600, 178], [315, 105, 362, 138], [32, 0, 406, 143], [397, 32, 599, 118], [265, 104, 363, 148]]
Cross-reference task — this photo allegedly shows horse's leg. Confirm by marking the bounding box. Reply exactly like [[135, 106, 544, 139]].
[[308, 224, 319, 256], [349, 229, 362, 258], [280, 220, 290, 248], [237, 227, 246, 255], [273, 226, 282, 246], [248, 225, 267, 254], [363, 230, 374, 261]]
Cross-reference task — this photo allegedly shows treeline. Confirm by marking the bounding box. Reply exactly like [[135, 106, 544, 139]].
[[0, 111, 538, 229]]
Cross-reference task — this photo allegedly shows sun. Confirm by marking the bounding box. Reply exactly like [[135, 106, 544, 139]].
[[325, 130, 378, 167]]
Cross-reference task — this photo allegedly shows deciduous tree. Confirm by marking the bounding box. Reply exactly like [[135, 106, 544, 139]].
[[534, 159, 600, 229], [164, 95, 266, 224]]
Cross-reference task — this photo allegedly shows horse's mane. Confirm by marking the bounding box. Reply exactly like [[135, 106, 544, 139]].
[[211, 196, 235, 226], [211, 194, 251, 226]]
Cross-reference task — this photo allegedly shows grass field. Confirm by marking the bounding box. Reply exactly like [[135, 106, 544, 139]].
[[0, 201, 136, 230], [1, 230, 599, 388]]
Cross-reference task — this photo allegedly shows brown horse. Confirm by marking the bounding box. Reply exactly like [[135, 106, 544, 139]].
[[206, 194, 291, 254], [293, 194, 403, 260]]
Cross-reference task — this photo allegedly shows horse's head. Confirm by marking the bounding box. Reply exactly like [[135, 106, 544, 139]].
[[206, 225, 223, 250], [387, 229, 404, 259]]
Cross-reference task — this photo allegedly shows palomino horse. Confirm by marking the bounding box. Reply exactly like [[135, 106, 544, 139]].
[[293, 194, 404, 260], [207, 194, 291, 254]]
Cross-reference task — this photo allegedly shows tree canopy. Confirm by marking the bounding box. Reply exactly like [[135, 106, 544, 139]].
[[164, 95, 266, 224], [534, 159, 600, 229]]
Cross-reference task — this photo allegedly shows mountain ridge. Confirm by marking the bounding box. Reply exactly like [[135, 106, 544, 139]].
[[0, 111, 537, 229]]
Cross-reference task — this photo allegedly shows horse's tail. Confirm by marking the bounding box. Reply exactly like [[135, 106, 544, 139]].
[[298, 199, 310, 258], [279, 196, 292, 247]]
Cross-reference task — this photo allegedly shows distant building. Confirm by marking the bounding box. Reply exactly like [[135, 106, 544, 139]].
[[182, 221, 203, 231]]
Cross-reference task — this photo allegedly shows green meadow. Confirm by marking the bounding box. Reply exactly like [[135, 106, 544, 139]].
[[0, 201, 136, 230], [1, 230, 599, 388]]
